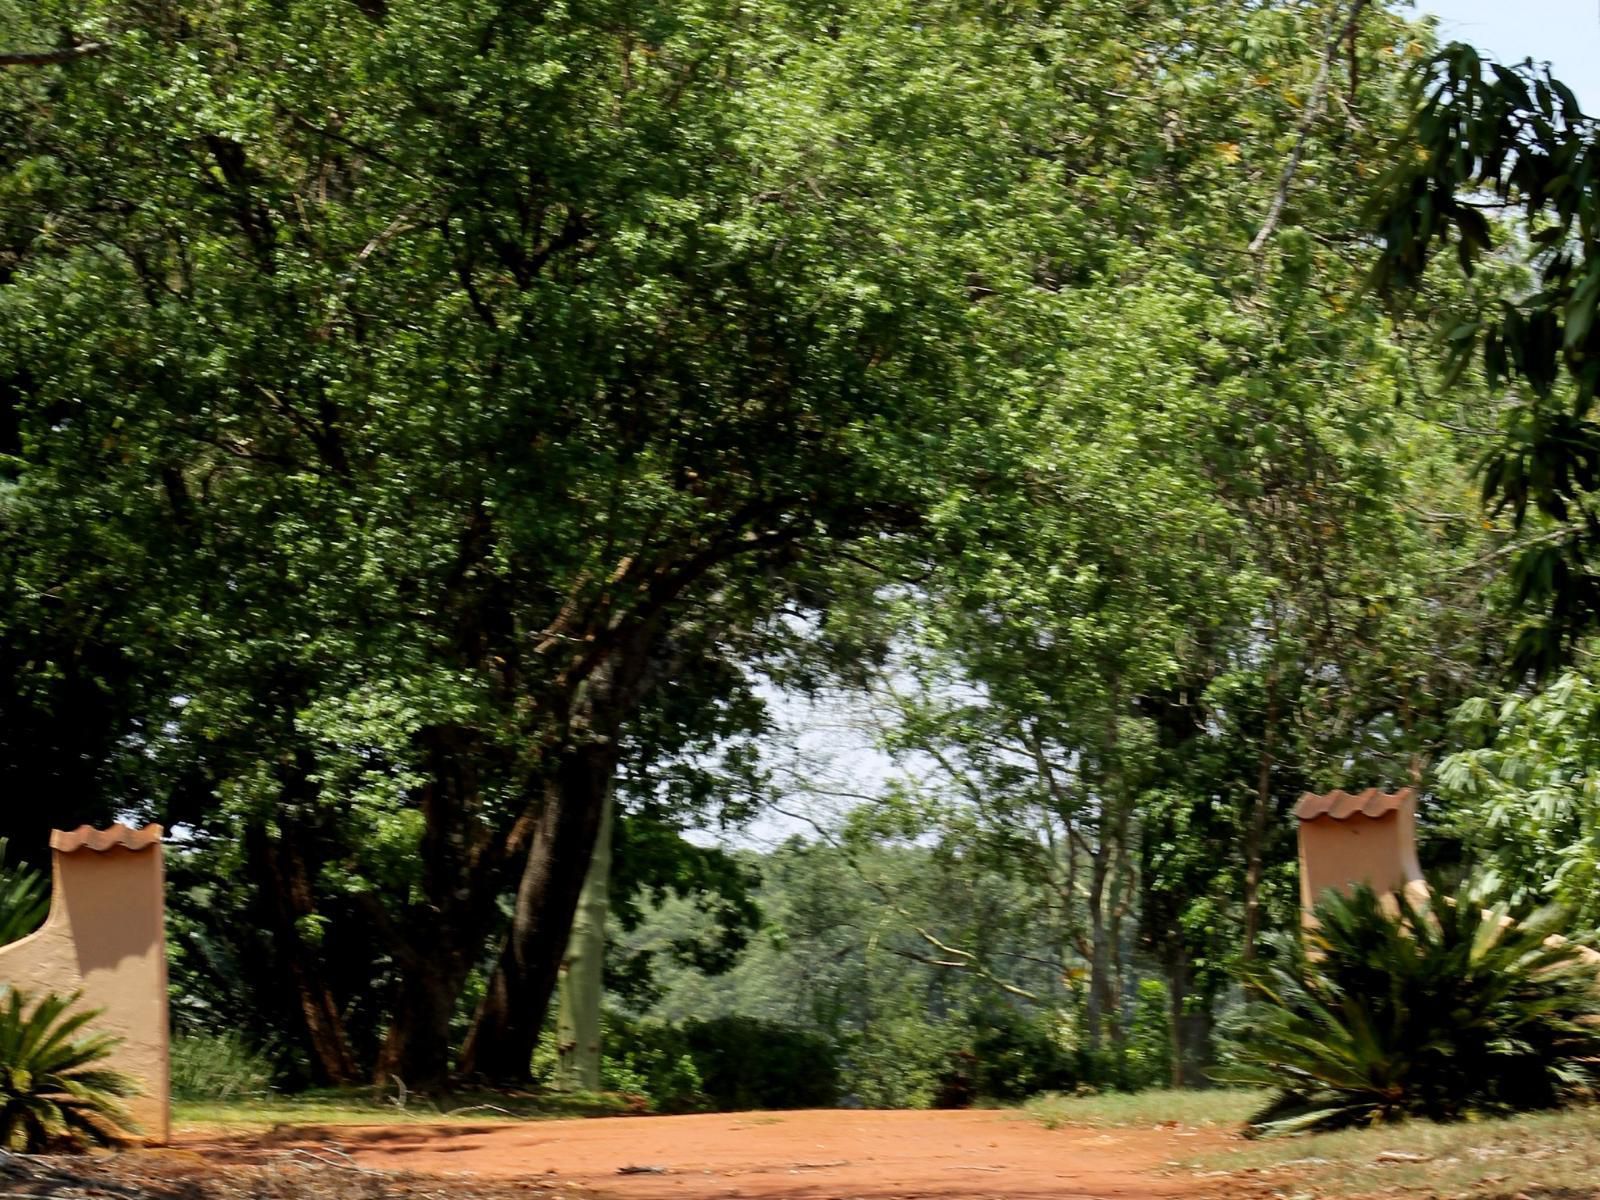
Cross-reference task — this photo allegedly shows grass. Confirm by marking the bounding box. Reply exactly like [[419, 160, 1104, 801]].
[[1023, 1087, 1259, 1130], [1197, 1104, 1600, 1199], [172, 1087, 636, 1133], [1024, 1089, 1600, 1198]]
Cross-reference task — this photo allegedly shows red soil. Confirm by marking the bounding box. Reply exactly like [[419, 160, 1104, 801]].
[[183, 1108, 1228, 1200]]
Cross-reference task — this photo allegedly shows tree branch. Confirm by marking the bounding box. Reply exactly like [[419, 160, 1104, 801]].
[[0, 42, 108, 68], [1249, 1, 1370, 254]]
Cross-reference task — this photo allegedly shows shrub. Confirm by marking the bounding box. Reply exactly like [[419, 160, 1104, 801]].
[[844, 1014, 953, 1109], [964, 1003, 1077, 1101], [683, 1015, 839, 1110], [1221, 881, 1600, 1136], [170, 1031, 276, 1102], [1123, 979, 1173, 1090], [0, 840, 48, 948], [593, 1012, 838, 1112], [0, 987, 137, 1151], [599, 1015, 709, 1113]]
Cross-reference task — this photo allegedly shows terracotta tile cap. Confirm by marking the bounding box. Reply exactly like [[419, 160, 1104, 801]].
[[1294, 787, 1416, 822], [50, 823, 164, 853]]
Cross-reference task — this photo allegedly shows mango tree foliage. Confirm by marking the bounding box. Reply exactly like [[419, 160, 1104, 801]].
[[1375, 45, 1600, 673], [1438, 671, 1600, 927]]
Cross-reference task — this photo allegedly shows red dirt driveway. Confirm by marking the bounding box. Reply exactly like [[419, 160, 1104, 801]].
[[188, 1108, 1226, 1200]]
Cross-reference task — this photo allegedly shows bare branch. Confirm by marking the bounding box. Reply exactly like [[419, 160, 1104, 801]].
[[1249, 1, 1371, 254]]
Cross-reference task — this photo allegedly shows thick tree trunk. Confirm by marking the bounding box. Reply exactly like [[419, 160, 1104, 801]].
[[375, 967, 465, 1090], [1164, 942, 1212, 1088], [555, 788, 614, 1092], [248, 825, 360, 1085], [368, 724, 524, 1090], [459, 742, 618, 1082]]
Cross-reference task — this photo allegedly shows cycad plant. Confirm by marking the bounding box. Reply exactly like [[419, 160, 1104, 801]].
[[0, 840, 48, 947], [1221, 880, 1600, 1135], [0, 988, 138, 1151]]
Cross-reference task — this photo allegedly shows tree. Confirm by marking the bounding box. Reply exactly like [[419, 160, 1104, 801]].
[[1375, 45, 1600, 673], [780, 0, 1511, 1078], [1438, 670, 1600, 927], [554, 789, 613, 1093], [2, 0, 1003, 1086]]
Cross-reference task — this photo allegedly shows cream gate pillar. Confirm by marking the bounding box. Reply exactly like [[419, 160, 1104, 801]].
[[0, 824, 170, 1144], [1295, 787, 1600, 973], [1294, 787, 1427, 916]]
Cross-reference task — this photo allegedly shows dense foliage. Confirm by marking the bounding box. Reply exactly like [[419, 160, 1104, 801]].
[[1224, 883, 1600, 1135], [2, 0, 1590, 1108], [1376, 45, 1600, 673], [0, 988, 137, 1151], [1440, 672, 1600, 927]]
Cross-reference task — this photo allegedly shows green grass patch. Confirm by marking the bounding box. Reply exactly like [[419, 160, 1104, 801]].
[[173, 1087, 637, 1132], [1023, 1088, 1260, 1130]]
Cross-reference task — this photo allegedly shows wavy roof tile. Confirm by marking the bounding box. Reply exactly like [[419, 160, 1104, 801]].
[[1294, 788, 1415, 822], [50, 823, 164, 854]]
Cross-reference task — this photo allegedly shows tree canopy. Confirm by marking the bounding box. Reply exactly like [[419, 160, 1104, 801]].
[[1, 0, 1584, 1097]]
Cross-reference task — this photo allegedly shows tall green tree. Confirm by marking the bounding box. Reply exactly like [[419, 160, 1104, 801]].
[[2, 0, 998, 1085], [790, 0, 1509, 1079]]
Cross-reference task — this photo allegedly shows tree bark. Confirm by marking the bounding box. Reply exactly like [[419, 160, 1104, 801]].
[[1164, 942, 1212, 1088], [459, 740, 619, 1082], [369, 724, 518, 1089], [375, 967, 465, 1089], [1241, 667, 1280, 964], [555, 788, 614, 1092], [1084, 842, 1115, 1053], [248, 825, 360, 1085]]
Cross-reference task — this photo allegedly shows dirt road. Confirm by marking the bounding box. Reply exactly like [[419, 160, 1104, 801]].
[[187, 1108, 1227, 1200]]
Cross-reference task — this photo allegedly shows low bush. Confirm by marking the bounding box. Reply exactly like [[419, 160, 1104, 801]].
[[0, 840, 48, 948], [1122, 979, 1173, 1090], [683, 1015, 839, 1110], [598, 1014, 708, 1113], [963, 1002, 1078, 1101], [843, 1014, 955, 1109], [590, 1012, 838, 1112], [1221, 881, 1600, 1135], [0, 987, 137, 1151]]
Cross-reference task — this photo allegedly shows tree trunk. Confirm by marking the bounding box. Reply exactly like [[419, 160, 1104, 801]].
[[1084, 845, 1114, 1053], [1241, 668, 1280, 964], [458, 741, 618, 1082], [375, 967, 465, 1090], [555, 786, 614, 1092], [1164, 942, 1212, 1088], [248, 825, 360, 1085], [367, 724, 515, 1090]]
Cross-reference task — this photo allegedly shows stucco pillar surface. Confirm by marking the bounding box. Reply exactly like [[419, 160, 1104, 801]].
[[0, 824, 170, 1144]]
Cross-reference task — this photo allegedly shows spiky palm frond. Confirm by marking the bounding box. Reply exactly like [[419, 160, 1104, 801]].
[[0, 988, 138, 1152], [1219, 879, 1600, 1136], [0, 840, 48, 948]]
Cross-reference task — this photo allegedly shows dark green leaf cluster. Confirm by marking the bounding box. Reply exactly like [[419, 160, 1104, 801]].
[[1375, 44, 1600, 671], [0, 839, 48, 948], [1222, 880, 1600, 1135]]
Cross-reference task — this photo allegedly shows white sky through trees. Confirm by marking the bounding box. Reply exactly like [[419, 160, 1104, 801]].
[[1419, 0, 1599, 108]]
